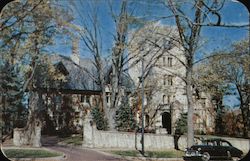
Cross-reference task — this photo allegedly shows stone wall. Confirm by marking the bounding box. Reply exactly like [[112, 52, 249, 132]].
[[13, 126, 41, 147], [83, 114, 249, 152], [83, 124, 175, 150]]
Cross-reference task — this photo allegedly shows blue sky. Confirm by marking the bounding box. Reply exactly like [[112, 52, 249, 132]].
[[52, 0, 249, 108], [53, 0, 248, 56]]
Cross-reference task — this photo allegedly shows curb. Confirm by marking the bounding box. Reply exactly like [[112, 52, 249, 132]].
[[8, 156, 65, 161], [2, 147, 66, 161]]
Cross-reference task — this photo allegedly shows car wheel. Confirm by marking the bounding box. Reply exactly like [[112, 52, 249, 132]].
[[202, 152, 210, 161], [232, 157, 240, 161], [227, 151, 232, 160]]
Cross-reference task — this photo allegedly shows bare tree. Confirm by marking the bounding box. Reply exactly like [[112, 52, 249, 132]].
[[163, 0, 226, 147], [71, 0, 136, 130], [162, 0, 249, 146]]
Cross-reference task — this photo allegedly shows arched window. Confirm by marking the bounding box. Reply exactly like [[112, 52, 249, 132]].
[[163, 95, 166, 104]]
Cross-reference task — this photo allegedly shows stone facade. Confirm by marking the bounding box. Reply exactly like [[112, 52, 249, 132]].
[[128, 22, 215, 135]]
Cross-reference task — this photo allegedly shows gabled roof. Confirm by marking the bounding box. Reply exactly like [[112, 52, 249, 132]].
[[49, 54, 135, 92], [50, 54, 101, 91]]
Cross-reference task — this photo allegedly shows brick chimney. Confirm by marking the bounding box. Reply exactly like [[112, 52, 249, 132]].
[[70, 37, 80, 65]]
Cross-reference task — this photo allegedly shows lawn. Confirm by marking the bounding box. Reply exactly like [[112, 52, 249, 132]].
[[108, 150, 184, 158], [3, 149, 62, 158]]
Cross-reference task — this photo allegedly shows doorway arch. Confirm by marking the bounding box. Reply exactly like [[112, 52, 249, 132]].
[[162, 112, 171, 134]]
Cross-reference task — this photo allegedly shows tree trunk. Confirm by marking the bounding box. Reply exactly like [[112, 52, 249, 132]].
[[109, 0, 128, 130], [237, 86, 250, 138], [24, 91, 42, 147], [186, 67, 194, 147], [240, 103, 250, 138], [99, 66, 117, 130]]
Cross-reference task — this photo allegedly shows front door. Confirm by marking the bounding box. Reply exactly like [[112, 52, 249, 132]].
[[162, 112, 171, 134]]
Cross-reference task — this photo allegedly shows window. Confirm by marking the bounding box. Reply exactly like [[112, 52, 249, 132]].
[[106, 93, 110, 103], [81, 95, 84, 102], [167, 57, 173, 67], [167, 95, 171, 104], [163, 57, 166, 66], [86, 95, 90, 104], [145, 114, 150, 127], [163, 75, 166, 85], [221, 141, 230, 147], [163, 95, 166, 104], [167, 75, 173, 86], [55, 96, 61, 103]]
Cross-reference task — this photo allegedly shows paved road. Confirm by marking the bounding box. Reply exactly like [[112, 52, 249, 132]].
[[47, 145, 128, 161]]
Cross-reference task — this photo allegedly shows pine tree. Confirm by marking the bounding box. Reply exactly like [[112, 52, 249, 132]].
[[91, 107, 108, 131], [1, 62, 26, 134], [175, 112, 187, 135], [115, 97, 136, 132]]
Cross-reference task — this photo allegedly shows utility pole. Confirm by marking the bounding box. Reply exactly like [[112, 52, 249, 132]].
[[141, 54, 145, 156]]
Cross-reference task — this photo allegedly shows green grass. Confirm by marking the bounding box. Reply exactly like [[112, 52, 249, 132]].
[[109, 150, 184, 158], [60, 135, 83, 146], [3, 149, 62, 158], [111, 150, 139, 157]]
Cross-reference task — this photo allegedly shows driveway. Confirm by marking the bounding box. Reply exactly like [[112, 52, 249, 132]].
[[43, 136, 128, 161]]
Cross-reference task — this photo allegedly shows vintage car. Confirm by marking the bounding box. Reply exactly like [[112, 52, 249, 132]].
[[183, 138, 243, 161]]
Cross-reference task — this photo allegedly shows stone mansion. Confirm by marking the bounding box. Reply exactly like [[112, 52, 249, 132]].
[[42, 22, 215, 135]]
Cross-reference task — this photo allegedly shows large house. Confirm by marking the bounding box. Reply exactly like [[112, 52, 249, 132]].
[[128, 22, 215, 135], [39, 39, 134, 133], [40, 23, 215, 135]]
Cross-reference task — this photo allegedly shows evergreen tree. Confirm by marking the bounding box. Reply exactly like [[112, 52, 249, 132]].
[[115, 97, 136, 132], [175, 112, 188, 135], [173, 112, 187, 150], [91, 107, 108, 130], [1, 62, 27, 134]]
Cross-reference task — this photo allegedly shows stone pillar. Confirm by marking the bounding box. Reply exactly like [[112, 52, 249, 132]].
[[82, 111, 94, 148], [32, 121, 42, 147], [13, 120, 41, 147]]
